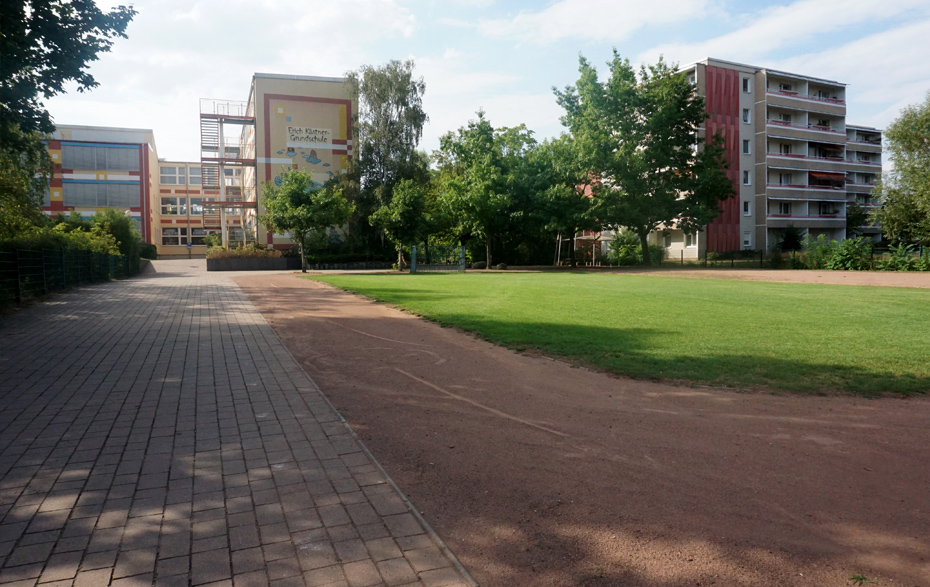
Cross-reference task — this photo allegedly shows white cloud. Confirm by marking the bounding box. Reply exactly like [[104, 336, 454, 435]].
[[638, 0, 930, 66], [479, 0, 713, 44], [413, 50, 563, 153], [45, 0, 417, 160], [772, 19, 930, 129]]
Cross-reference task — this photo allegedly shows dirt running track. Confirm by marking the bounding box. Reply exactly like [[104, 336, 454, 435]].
[[234, 273, 930, 586]]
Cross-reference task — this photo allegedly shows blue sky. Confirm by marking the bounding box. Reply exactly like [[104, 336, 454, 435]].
[[48, 0, 930, 162]]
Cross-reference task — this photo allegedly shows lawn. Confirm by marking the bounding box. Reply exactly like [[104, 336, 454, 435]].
[[309, 272, 930, 396]]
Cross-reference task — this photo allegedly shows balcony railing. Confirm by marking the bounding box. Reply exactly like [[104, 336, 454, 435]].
[[200, 99, 252, 119], [766, 119, 845, 134], [767, 183, 845, 191], [767, 214, 846, 219], [766, 89, 845, 105], [767, 152, 845, 162]]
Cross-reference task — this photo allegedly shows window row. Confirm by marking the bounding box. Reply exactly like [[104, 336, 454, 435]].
[[161, 227, 212, 246], [62, 183, 140, 208], [62, 145, 140, 171], [160, 166, 202, 185], [160, 197, 211, 215]]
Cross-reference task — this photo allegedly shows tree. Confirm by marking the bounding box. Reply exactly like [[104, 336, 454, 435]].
[[435, 111, 513, 268], [555, 53, 735, 265], [0, 128, 49, 239], [873, 92, 930, 246], [342, 60, 429, 256], [845, 202, 870, 238], [259, 170, 355, 272], [1, 0, 136, 239], [2, 0, 137, 149], [92, 208, 142, 260], [538, 135, 598, 267], [369, 179, 429, 268]]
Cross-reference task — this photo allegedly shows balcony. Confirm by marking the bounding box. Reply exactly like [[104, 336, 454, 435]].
[[766, 119, 846, 139], [766, 89, 845, 105]]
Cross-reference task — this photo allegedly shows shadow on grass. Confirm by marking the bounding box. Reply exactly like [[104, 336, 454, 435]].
[[305, 279, 928, 397]]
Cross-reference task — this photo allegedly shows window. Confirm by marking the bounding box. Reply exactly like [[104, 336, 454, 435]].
[[685, 233, 696, 248], [191, 228, 210, 245], [742, 78, 751, 93], [188, 167, 202, 185], [743, 231, 752, 248], [161, 227, 188, 246], [190, 198, 204, 216], [779, 173, 792, 185], [743, 201, 751, 216], [62, 182, 139, 208], [818, 202, 838, 215], [742, 109, 751, 123], [160, 197, 179, 215], [160, 166, 186, 185], [780, 113, 792, 123], [664, 234, 672, 248], [742, 171, 751, 185], [778, 83, 792, 92], [779, 143, 792, 155], [815, 119, 830, 128], [687, 75, 695, 85], [61, 145, 139, 171], [742, 139, 751, 155], [778, 202, 792, 215]]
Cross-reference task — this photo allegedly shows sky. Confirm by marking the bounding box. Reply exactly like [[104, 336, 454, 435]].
[[46, 0, 930, 163]]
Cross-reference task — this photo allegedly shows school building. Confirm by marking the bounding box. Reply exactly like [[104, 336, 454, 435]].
[[44, 74, 356, 257]]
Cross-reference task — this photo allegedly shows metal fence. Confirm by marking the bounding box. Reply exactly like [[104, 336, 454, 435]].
[[0, 248, 138, 309], [410, 245, 466, 273]]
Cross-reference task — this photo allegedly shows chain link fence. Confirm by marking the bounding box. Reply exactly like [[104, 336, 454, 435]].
[[0, 249, 139, 310]]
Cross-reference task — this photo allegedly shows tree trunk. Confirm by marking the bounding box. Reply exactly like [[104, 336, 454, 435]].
[[485, 237, 492, 268], [299, 241, 306, 273], [570, 233, 577, 268], [397, 245, 403, 270], [639, 231, 651, 266]]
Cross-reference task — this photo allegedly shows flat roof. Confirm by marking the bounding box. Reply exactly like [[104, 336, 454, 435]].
[[684, 57, 846, 87], [253, 73, 345, 83], [56, 123, 154, 133], [847, 124, 882, 132]]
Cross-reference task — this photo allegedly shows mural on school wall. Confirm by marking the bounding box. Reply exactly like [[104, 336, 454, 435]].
[[269, 100, 349, 189]]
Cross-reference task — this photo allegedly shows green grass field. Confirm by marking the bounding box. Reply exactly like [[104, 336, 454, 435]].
[[310, 272, 930, 396]]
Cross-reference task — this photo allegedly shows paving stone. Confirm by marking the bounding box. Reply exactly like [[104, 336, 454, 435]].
[[0, 262, 472, 587]]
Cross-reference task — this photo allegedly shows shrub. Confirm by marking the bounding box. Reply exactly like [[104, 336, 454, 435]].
[[140, 243, 157, 260], [801, 234, 837, 269], [472, 261, 487, 269], [206, 245, 282, 259], [496, 263, 507, 270], [767, 251, 785, 269], [202, 233, 222, 248], [827, 237, 873, 271], [606, 232, 642, 266]]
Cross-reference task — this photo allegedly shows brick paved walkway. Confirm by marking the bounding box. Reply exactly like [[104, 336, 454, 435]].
[[0, 261, 474, 587]]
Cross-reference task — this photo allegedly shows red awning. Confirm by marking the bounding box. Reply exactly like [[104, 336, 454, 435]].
[[808, 171, 845, 180]]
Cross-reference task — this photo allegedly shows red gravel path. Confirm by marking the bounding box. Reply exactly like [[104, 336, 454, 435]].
[[234, 273, 930, 586]]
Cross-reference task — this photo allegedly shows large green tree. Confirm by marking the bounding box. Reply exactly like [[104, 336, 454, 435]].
[[872, 92, 930, 246], [556, 53, 735, 264], [342, 60, 429, 256], [259, 170, 355, 272], [435, 112, 542, 268], [369, 178, 429, 268], [1, 0, 136, 239], [538, 135, 599, 268], [1, 0, 136, 148]]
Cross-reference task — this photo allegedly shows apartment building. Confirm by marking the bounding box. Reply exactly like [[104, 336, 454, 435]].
[[670, 58, 882, 254]]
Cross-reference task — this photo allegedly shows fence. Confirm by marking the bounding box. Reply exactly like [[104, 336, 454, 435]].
[[0, 248, 138, 309], [410, 245, 466, 273]]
